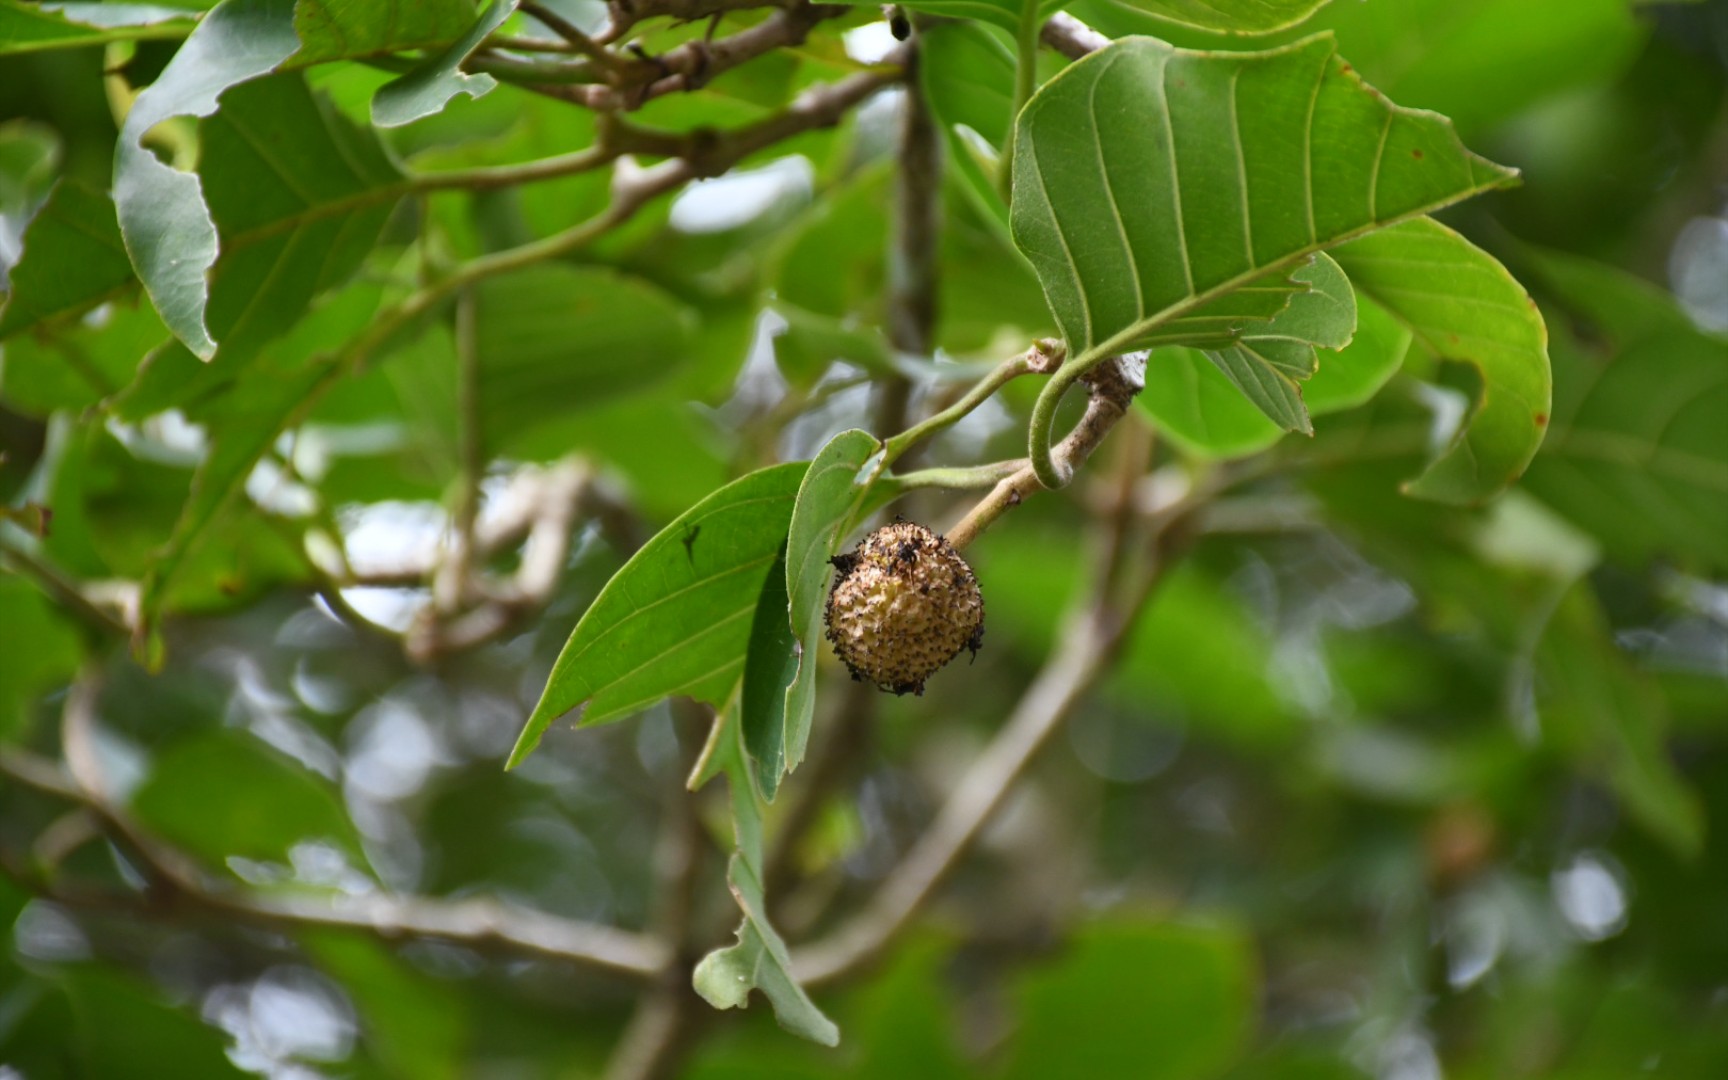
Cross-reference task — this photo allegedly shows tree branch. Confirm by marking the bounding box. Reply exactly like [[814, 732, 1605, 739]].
[[0, 682, 669, 980]]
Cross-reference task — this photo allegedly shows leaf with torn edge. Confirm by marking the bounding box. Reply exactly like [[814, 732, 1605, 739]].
[[372, 0, 518, 128]]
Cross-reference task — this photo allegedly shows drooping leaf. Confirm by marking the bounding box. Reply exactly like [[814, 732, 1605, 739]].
[[0, 180, 134, 339], [508, 463, 808, 769], [1010, 34, 1518, 376], [1514, 250, 1728, 572], [741, 542, 797, 800], [130, 730, 366, 867], [778, 430, 882, 780], [0, 1, 193, 57], [1200, 251, 1356, 433], [1334, 216, 1551, 504], [693, 710, 840, 1046], [372, 0, 517, 128], [289, 0, 478, 65]]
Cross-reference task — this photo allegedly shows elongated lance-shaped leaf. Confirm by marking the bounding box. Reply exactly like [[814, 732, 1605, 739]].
[[1011, 34, 1518, 379], [741, 543, 797, 801], [1334, 216, 1551, 504], [508, 463, 808, 769]]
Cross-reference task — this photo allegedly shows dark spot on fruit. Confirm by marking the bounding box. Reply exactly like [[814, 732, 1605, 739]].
[[1412, 149, 1424, 159], [1534, 413, 1548, 427]]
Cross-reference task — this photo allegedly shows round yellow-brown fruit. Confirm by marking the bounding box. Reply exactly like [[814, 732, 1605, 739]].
[[823, 521, 984, 695]]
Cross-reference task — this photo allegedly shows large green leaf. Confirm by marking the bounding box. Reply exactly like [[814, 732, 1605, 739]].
[[0, 1, 192, 57], [1515, 251, 1728, 572], [1334, 216, 1551, 504], [0, 180, 133, 339], [508, 463, 808, 769], [470, 264, 697, 458], [371, 0, 515, 128], [1010, 34, 1517, 374], [693, 708, 840, 1046]]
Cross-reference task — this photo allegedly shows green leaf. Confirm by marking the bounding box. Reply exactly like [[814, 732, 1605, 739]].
[[196, 72, 403, 362], [302, 932, 468, 1080], [1537, 583, 1704, 860], [0, 293, 168, 413], [57, 969, 247, 1080], [138, 282, 381, 644], [289, 0, 479, 65], [0, 575, 83, 742], [508, 462, 808, 769], [1140, 290, 1409, 458], [0, 1, 192, 57], [1515, 251, 1728, 572], [693, 712, 840, 1046], [471, 264, 697, 458], [877, 0, 1325, 37], [1077, 0, 1331, 35], [1334, 216, 1551, 504], [371, 0, 516, 128], [741, 542, 797, 800], [1006, 921, 1255, 1080], [1010, 34, 1517, 373], [130, 730, 365, 867], [777, 430, 882, 783], [1200, 251, 1356, 433], [0, 180, 134, 339], [113, 2, 408, 360]]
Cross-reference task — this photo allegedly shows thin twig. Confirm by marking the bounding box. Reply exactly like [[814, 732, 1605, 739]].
[[1041, 12, 1109, 60], [945, 354, 1145, 551]]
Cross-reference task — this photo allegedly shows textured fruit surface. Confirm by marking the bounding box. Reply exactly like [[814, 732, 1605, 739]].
[[824, 521, 984, 695]]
